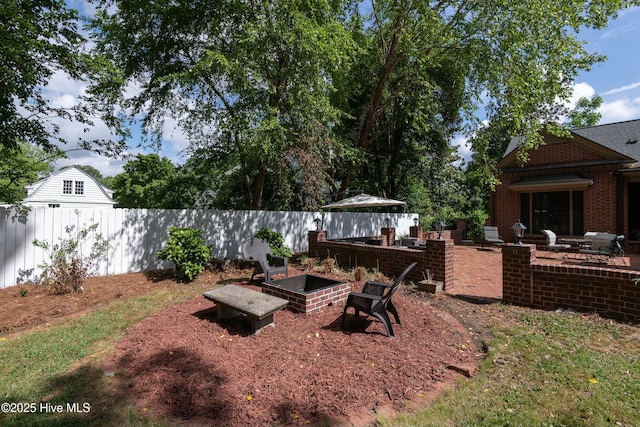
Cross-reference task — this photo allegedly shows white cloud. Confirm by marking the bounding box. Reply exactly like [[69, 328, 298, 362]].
[[56, 152, 127, 178], [599, 96, 640, 124], [601, 82, 640, 96], [570, 82, 595, 105], [566, 81, 640, 125], [38, 70, 187, 177], [452, 134, 473, 165], [51, 94, 77, 109]]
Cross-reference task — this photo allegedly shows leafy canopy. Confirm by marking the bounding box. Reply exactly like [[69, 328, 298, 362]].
[[86, 0, 638, 212], [1, 0, 126, 155]]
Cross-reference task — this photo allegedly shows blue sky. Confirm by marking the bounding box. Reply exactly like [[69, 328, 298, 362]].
[[52, 5, 640, 177]]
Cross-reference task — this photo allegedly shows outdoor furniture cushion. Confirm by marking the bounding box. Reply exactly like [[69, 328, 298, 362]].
[[241, 238, 289, 282], [341, 262, 417, 338], [541, 229, 571, 253]]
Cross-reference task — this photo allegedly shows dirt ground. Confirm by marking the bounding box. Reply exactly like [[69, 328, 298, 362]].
[[0, 258, 500, 426]]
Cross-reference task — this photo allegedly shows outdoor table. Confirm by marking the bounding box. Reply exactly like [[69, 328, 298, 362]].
[[558, 238, 590, 249]]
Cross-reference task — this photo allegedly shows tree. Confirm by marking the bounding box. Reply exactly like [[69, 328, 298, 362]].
[[0, 142, 61, 203], [567, 95, 603, 129], [111, 154, 177, 208], [331, 0, 636, 195], [89, 0, 636, 210], [89, 0, 353, 210], [0, 0, 126, 156]]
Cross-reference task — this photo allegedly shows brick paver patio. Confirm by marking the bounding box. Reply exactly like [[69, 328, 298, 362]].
[[448, 245, 640, 302]]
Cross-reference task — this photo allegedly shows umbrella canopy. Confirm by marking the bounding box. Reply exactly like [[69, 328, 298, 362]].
[[321, 193, 406, 209]]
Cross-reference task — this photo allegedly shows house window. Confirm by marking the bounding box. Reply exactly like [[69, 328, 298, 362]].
[[63, 180, 73, 194], [520, 191, 584, 236], [74, 181, 84, 195]]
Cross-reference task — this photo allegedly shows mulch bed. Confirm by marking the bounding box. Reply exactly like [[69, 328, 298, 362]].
[[108, 280, 482, 427]]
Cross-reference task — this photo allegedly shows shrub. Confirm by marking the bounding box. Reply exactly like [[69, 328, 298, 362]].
[[33, 219, 110, 294], [466, 208, 489, 240], [156, 227, 211, 282], [302, 257, 317, 272], [254, 228, 292, 258], [324, 257, 335, 274]]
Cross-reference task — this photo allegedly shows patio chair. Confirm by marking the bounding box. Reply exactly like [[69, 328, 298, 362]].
[[482, 226, 504, 248], [541, 229, 571, 258], [241, 238, 289, 282], [341, 261, 417, 338]]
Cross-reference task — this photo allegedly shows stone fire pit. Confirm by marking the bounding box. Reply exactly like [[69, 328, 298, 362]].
[[262, 274, 351, 314]]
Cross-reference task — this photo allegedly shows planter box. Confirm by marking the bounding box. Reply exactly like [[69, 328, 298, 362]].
[[417, 280, 443, 294]]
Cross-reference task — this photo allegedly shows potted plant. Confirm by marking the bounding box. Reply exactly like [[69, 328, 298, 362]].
[[417, 269, 443, 293]]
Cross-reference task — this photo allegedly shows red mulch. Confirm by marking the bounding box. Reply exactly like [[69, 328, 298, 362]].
[[107, 281, 481, 427], [1, 263, 486, 427]]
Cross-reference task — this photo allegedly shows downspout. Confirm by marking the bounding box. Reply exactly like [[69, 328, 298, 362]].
[[616, 172, 625, 235]]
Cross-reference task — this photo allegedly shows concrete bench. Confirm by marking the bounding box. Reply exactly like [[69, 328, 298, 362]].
[[203, 285, 289, 334]]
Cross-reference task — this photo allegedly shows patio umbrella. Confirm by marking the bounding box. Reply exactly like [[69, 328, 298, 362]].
[[321, 193, 406, 209]]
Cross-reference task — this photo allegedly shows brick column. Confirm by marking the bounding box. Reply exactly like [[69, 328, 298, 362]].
[[456, 218, 468, 241], [502, 244, 536, 306], [409, 226, 422, 238], [422, 239, 455, 290], [308, 230, 327, 258], [381, 227, 395, 246]]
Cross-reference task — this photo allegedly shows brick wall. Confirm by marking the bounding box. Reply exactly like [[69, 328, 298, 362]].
[[308, 231, 455, 289], [262, 280, 351, 314], [503, 244, 640, 321]]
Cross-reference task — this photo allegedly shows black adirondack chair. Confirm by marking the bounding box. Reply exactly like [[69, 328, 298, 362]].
[[341, 262, 417, 338]]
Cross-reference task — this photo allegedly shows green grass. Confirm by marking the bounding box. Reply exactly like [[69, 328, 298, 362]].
[[378, 308, 640, 427], [2, 283, 640, 426], [0, 285, 207, 427]]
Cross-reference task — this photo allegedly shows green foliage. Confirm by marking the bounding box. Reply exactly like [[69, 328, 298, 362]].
[[32, 218, 110, 294], [156, 227, 211, 282], [0, 142, 60, 203], [466, 208, 489, 240], [111, 154, 178, 208], [254, 228, 292, 258], [1, 0, 127, 156], [89, 0, 352, 210], [567, 95, 603, 129], [88, 0, 632, 211]]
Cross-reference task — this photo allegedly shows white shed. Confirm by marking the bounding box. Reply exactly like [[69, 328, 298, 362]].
[[22, 166, 115, 208]]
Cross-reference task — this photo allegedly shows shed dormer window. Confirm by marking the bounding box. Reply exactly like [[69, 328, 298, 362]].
[[75, 181, 84, 195], [63, 180, 73, 194]]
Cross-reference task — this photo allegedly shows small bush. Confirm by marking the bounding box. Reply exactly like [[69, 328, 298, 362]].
[[324, 257, 335, 274], [466, 208, 489, 240], [254, 228, 292, 258], [302, 257, 317, 272], [33, 220, 110, 294], [156, 227, 211, 282]]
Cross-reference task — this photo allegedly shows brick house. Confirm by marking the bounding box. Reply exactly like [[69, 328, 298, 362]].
[[490, 119, 640, 249]]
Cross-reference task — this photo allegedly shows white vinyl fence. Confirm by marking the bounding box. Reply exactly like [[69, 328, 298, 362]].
[[0, 207, 417, 288]]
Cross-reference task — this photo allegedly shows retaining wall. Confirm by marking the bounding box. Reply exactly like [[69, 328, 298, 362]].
[[503, 244, 640, 321]]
